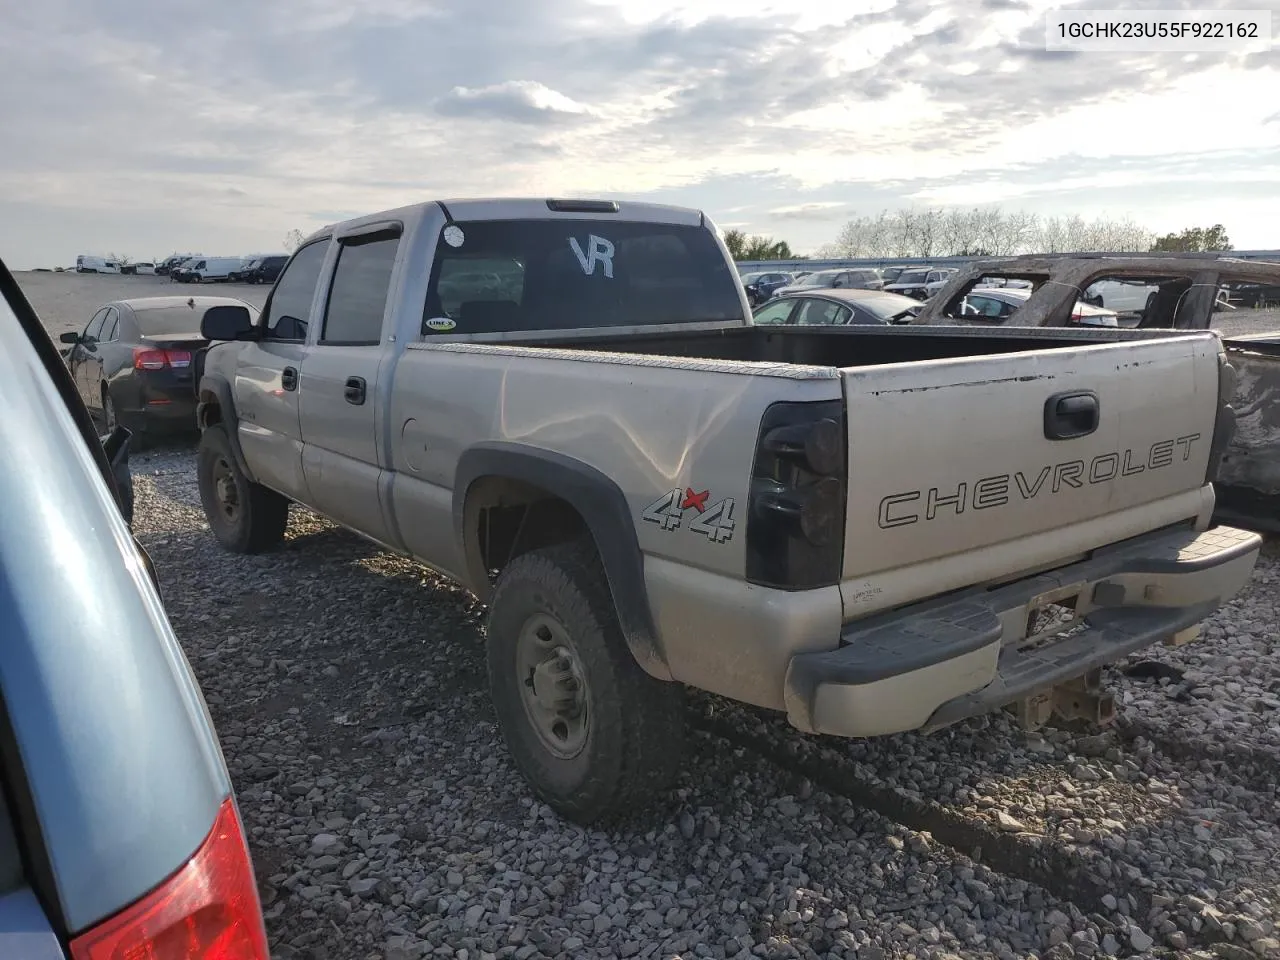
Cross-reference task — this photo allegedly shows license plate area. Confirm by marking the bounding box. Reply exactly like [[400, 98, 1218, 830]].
[[1020, 583, 1088, 650]]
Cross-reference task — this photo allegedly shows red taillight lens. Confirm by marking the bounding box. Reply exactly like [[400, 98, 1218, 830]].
[[133, 349, 193, 370], [70, 798, 270, 960]]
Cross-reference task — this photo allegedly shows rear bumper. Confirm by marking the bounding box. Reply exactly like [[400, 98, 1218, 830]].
[[783, 524, 1261, 738]]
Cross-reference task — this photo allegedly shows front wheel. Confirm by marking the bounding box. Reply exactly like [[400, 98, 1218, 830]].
[[197, 425, 289, 552], [486, 541, 686, 825]]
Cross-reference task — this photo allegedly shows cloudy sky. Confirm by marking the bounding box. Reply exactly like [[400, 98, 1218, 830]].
[[2, 0, 1278, 268]]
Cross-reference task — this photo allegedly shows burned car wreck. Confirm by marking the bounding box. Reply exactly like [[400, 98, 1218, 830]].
[[911, 255, 1280, 532]]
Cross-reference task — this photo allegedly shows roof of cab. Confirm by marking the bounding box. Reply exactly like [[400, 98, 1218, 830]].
[[306, 197, 708, 244]]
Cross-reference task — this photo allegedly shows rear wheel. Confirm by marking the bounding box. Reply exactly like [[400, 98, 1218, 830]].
[[486, 541, 686, 825], [197, 424, 289, 553]]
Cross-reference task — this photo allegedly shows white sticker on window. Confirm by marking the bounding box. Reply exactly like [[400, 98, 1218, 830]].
[[425, 317, 457, 332], [569, 234, 615, 279], [443, 225, 465, 248]]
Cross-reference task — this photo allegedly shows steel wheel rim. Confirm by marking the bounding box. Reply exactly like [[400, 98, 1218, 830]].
[[211, 455, 241, 523], [515, 612, 589, 759]]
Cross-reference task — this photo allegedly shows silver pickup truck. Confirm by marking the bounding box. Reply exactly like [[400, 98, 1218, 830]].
[[194, 198, 1262, 824]]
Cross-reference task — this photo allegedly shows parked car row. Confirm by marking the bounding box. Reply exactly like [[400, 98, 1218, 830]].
[[739, 264, 961, 306], [167, 254, 288, 285], [75, 253, 289, 285]]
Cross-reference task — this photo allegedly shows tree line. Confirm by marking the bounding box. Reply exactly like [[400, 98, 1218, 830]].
[[725, 208, 1234, 261]]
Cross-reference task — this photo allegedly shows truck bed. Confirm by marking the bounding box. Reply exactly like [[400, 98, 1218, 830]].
[[496, 319, 1205, 368]]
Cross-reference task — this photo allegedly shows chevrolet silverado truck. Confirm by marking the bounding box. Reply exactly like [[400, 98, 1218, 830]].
[[193, 199, 1262, 824]]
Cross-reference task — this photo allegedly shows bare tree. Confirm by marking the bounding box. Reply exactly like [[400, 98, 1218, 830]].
[[826, 207, 1160, 259], [283, 228, 305, 252]]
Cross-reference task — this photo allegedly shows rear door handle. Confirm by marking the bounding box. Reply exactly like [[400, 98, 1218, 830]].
[[344, 376, 366, 405], [1044, 390, 1100, 440], [281, 366, 298, 392]]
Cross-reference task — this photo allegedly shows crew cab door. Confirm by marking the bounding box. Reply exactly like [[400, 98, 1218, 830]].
[[234, 238, 328, 502], [297, 226, 401, 545]]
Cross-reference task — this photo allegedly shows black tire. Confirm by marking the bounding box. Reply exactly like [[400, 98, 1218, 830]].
[[191, 273, 202, 284], [101, 387, 150, 452], [197, 424, 289, 553], [486, 541, 686, 825]]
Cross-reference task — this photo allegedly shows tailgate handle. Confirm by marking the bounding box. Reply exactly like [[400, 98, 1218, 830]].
[[1044, 390, 1099, 440]]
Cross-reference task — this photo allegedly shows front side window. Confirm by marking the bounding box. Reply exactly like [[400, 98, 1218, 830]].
[[422, 219, 743, 335], [321, 232, 400, 344], [82, 308, 108, 343], [263, 240, 329, 341]]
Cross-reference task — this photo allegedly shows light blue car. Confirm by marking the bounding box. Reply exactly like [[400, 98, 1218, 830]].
[[0, 259, 270, 959]]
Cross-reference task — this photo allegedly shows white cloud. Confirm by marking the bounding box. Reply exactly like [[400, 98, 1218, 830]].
[[1, 0, 1278, 268]]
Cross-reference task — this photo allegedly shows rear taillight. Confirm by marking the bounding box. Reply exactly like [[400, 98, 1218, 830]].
[[70, 797, 269, 960], [133, 349, 192, 370], [746, 399, 847, 590], [1207, 352, 1238, 484]]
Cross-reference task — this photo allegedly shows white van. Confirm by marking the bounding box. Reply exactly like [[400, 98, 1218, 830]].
[[75, 256, 121, 274], [179, 256, 243, 283]]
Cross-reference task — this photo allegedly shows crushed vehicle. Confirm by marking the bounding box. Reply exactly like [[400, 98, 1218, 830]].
[[914, 254, 1280, 532], [193, 200, 1261, 824]]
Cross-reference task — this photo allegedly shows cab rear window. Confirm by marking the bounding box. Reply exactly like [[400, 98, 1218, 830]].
[[422, 219, 744, 334]]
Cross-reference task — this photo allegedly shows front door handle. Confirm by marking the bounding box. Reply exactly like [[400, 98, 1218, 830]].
[[1044, 390, 1099, 440], [281, 366, 298, 392], [344, 376, 366, 405]]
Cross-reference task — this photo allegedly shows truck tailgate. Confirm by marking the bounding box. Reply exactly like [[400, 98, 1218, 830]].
[[841, 334, 1222, 605]]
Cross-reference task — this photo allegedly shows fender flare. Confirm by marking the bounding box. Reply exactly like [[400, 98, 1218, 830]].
[[453, 441, 669, 679], [196, 374, 257, 483]]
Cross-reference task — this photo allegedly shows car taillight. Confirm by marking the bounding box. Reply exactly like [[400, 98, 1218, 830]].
[[746, 399, 847, 590], [69, 797, 269, 960], [134, 349, 192, 370]]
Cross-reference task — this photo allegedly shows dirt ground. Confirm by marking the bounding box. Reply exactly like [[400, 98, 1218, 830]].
[[15, 271, 271, 340]]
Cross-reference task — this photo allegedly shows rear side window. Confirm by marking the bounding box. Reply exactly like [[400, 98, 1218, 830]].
[[422, 219, 744, 335], [321, 232, 400, 345], [101, 309, 119, 342], [264, 240, 329, 341]]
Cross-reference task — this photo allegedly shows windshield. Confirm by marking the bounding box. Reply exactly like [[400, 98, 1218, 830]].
[[797, 271, 840, 287], [424, 219, 745, 333], [895, 269, 930, 284]]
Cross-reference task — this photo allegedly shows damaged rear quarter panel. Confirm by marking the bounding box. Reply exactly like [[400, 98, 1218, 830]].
[[1220, 339, 1280, 496]]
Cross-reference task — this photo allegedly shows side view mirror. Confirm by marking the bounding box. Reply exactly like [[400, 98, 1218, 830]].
[[59, 331, 80, 344], [201, 304, 257, 341]]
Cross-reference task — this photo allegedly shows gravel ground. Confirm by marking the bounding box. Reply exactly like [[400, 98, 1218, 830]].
[[128, 443, 1280, 960]]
